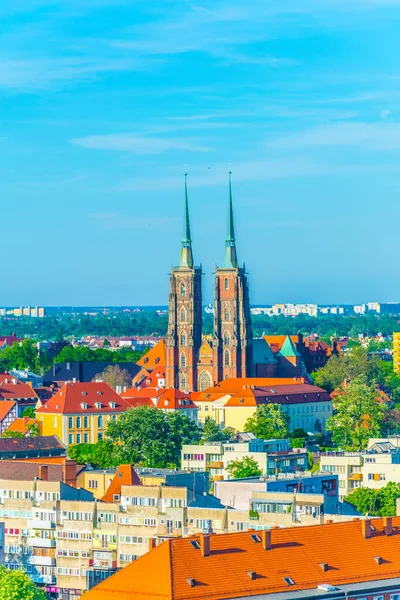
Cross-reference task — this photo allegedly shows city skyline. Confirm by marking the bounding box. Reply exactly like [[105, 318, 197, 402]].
[[2, 0, 400, 305]]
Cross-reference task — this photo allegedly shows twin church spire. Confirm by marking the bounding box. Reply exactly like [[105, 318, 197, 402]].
[[179, 171, 239, 269]]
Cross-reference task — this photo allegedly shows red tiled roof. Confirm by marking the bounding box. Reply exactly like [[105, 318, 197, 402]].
[[224, 384, 330, 407], [101, 465, 142, 503], [0, 381, 38, 401], [191, 377, 305, 403], [155, 389, 197, 410], [81, 518, 400, 600], [0, 401, 16, 421], [36, 382, 129, 415], [6, 416, 36, 435]]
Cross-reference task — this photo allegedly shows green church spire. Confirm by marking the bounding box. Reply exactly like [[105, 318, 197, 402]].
[[223, 171, 238, 269], [179, 172, 194, 268]]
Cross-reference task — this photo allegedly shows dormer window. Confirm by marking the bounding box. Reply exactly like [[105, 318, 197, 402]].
[[97, 391, 103, 395], [80, 402, 88, 410], [109, 402, 116, 409], [164, 400, 169, 406], [82, 391, 87, 396], [95, 402, 102, 409]]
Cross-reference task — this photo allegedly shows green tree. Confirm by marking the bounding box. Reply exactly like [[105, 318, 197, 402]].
[[201, 417, 229, 443], [0, 566, 47, 600], [326, 376, 385, 450], [226, 456, 262, 479], [21, 408, 35, 418], [2, 431, 24, 439], [346, 482, 400, 516], [106, 405, 201, 468], [68, 440, 121, 468], [313, 347, 380, 393], [244, 404, 290, 439], [94, 365, 132, 390]]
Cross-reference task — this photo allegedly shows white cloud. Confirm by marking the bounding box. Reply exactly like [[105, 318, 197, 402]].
[[71, 133, 212, 153], [269, 122, 400, 150]]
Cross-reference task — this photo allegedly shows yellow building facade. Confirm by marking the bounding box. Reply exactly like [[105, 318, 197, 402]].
[[393, 332, 400, 374]]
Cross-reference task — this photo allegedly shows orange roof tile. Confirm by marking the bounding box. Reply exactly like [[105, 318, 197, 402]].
[[101, 465, 142, 503], [191, 377, 304, 403], [36, 381, 129, 415], [6, 416, 36, 435], [0, 380, 38, 401], [155, 388, 197, 410], [137, 340, 166, 369], [81, 518, 400, 600], [0, 401, 16, 421]]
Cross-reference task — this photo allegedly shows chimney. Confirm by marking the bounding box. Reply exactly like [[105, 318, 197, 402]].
[[384, 517, 393, 536], [149, 538, 157, 551], [261, 529, 272, 551], [62, 459, 77, 488], [362, 519, 372, 539], [199, 534, 211, 557], [39, 465, 49, 481]]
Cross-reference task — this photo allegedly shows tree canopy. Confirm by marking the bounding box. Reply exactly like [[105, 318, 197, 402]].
[[226, 456, 262, 479], [346, 482, 400, 516], [94, 364, 132, 390], [201, 417, 232, 443], [0, 566, 47, 600], [244, 404, 290, 440], [326, 375, 385, 450]]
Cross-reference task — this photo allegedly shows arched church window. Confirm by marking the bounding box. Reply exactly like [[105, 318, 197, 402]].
[[181, 375, 187, 389], [224, 349, 230, 367], [180, 352, 186, 367], [199, 370, 212, 392], [180, 283, 186, 297], [224, 309, 230, 321], [181, 308, 186, 322], [224, 331, 230, 346], [224, 278, 229, 291], [180, 332, 187, 346]]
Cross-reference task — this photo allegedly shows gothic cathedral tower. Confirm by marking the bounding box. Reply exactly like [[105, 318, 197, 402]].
[[213, 173, 253, 382], [166, 175, 202, 391]]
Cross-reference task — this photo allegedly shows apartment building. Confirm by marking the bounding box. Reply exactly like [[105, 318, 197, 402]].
[[320, 439, 400, 498], [182, 437, 307, 481]]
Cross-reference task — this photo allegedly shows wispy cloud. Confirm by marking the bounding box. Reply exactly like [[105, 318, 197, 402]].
[[71, 133, 212, 153], [269, 121, 400, 150]]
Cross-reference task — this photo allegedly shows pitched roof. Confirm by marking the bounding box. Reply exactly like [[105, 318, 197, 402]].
[[191, 377, 305, 403], [264, 335, 298, 354], [36, 382, 130, 415], [0, 373, 22, 385], [43, 361, 141, 385], [0, 459, 84, 481], [5, 416, 36, 435], [0, 378, 38, 401], [81, 518, 400, 600], [0, 401, 16, 421], [224, 384, 330, 407], [252, 339, 278, 365], [0, 435, 65, 457], [155, 389, 197, 410], [279, 335, 300, 357], [137, 340, 166, 369], [101, 465, 142, 503]]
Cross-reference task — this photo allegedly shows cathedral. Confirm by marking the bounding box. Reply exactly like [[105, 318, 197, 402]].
[[165, 174, 305, 393]]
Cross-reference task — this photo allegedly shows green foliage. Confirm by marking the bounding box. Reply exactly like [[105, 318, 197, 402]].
[[0, 339, 50, 373], [201, 417, 230, 443], [54, 345, 144, 364], [226, 456, 263, 479], [313, 347, 380, 393], [68, 440, 121, 468], [21, 408, 35, 418], [290, 437, 306, 449], [244, 404, 290, 440], [106, 406, 201, 468], [346, 482, 400, 517], [2, 431, 24, 439], [0, 566, 47, 600], [326, 376, 385, 450]]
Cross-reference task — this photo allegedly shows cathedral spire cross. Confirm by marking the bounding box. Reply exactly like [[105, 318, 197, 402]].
[[180, 172, 194, 268], [223, 170, 238, 269]]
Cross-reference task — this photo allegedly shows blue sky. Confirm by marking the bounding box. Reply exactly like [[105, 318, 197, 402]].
[[2, 0, 400, 306]]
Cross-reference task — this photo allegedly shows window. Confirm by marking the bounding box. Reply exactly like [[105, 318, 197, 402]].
[[180, 283, 186, 297], [84, 433, 89, 443], [69, 434, 74, 445], [224, 349, 230, 367], [224, 309, 230, 321], [180, 353, 186, 367], [53, 417, 57, 428], [181, 308, 186, 322], [180, 332, 187, 346], [181, 376, 187, 389], [76, 434, 81, 444], [199, 370, 212, 392], [76, 417, 81, 428], [98, 416, 103, 428], [224, 277, 229, 291], [68, 417, 74, 429], [84, 416, 89, 428], [224, 331, 230, 345]]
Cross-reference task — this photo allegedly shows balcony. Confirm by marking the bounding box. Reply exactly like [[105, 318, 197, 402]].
[[27, 537, 56, 548], [206, 461, 224, 469], [28, 519, 56, 530], [213, 475, 224, 481], [28, 555, 56, 567], [31, 573, 56, 585], [348, 473, 363, 481]]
